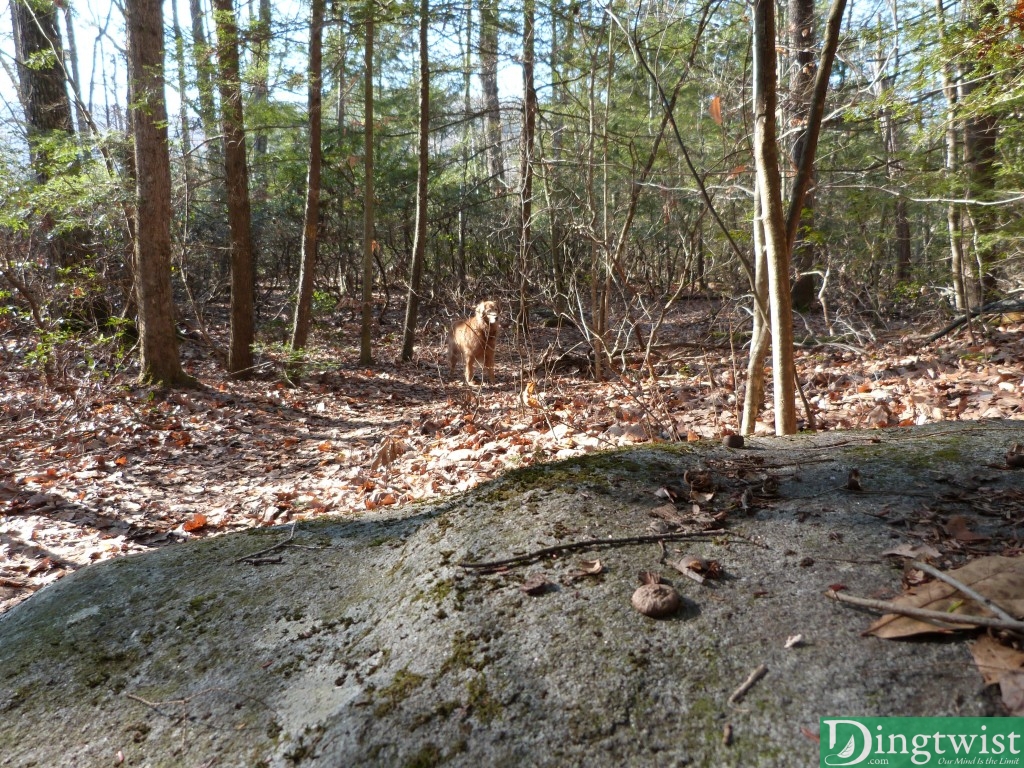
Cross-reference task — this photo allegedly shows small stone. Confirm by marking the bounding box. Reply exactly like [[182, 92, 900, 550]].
[[722, 434, 744, 449]]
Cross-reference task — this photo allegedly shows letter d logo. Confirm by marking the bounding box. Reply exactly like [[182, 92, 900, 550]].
[[822, 719, 873, 766]]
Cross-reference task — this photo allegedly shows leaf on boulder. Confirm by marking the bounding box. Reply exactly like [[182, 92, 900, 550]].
[[650, 504, 686, 526], [867, 555, 1024, 639], [943, 515, 989, 543], [881, 543, 941, 561], [520, 573, 553, 596], [969, 635, 1024, 716]]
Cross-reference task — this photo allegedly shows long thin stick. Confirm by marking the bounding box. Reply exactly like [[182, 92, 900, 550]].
[[234, 521, 297, 564], [728, 664, 768, 706], [827, 589, 1024, 635], [910, 559, 1019, 624], [457, 530, 727, 571]]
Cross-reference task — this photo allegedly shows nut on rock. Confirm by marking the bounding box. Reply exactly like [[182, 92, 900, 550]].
[[631, 582, 682, 618]]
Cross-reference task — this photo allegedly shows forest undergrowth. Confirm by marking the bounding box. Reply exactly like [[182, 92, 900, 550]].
[[2, 296, 1023, 614]]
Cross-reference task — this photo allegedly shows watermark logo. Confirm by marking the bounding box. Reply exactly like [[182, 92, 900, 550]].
[[820, 718, 1022, 767]]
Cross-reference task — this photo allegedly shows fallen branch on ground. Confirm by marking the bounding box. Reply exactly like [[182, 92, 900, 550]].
[[826, 589, 1024, 636], [457, 529, 747, 572], [234, 521, 297, 564]]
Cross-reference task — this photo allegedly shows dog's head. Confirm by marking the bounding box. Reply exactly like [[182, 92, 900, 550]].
[[474, 300, 500, 326]]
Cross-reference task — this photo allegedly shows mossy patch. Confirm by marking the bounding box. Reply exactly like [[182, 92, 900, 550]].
[[403, 742, 443, 768], [374, 667, 427, 717], [466, 673, 502, 723]]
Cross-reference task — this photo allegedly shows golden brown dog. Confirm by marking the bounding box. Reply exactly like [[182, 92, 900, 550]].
[[447, 300, 499, 386]]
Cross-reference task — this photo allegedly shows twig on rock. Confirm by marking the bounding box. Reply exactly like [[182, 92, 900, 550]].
[[910, 559, 1019, 625], [457, 530, 730, 572], [235, 521, 296, 564], [727, 664, 767, 706], [826, 589, 1024, 635]]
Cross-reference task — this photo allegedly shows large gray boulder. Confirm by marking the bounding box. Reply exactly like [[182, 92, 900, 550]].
[[1, 420, 1017, 767]]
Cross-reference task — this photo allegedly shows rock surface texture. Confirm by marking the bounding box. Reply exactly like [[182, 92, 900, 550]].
[[2, 420, 1019, 767]]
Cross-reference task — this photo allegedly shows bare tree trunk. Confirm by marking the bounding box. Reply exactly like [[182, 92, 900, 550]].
[[742, 187, 771, 435], [213, 0, 256, 376], [250, 0, 272, 161], [125, 0, 197, 388], [11, 0, 89, 272], [787, 0, 816, 272], [289, 0, 325, 364], [189, 0, 221, 170], [479, 0, 503, 186], [961, 0, 999, 304], [752, 0, 797, 435], [62, 5, 89, 139], [11, 0, 73, 150], [584, 24, 603, 381], [517, 0, 537, 336], [359, 1, 375, 365], [784, 0, 847, 253], [401, 0, 430, 362], [170, 0, 193, 179], [935, 0, 968, 310], [457, 2, 471, 292], [872, 20, 912, 281]]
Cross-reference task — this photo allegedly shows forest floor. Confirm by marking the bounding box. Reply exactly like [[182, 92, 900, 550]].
[[2, 297, 1023, 615]]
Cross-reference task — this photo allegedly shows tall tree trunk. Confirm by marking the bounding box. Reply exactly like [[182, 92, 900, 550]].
[[479, 0, 503, 186], [170, 0, 193, 180], [784, 0, 847, 253], [11, 0, 73, 154], [189, 0, 224, 194], [872, 24, 912, 281], [457, 2, 472, 292], [12, 0, 97, 274], [62, 4, 89, 138], [125, 0, 197, 389], [584, 24, 603, 380], [742, 186, 771, 435], [213, 0, 256, 376], [935, 0, 968, 310], [787, 0, 816, 272], [401, 0, 430, 362], [752, 0, 797, 435], [289, 0, 325, 363], [250, 0, 272, 161], [517, 0, 537, 335], [359, 1, 375, 365], [961, 0, 1000, 304], [547, 0, 567, 316]]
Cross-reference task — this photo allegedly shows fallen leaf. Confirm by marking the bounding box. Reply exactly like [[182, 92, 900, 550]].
[[864, 403, 891, 428], [520, 574, 552, 596], [969, 635, 1024, 715], [867, 555, 1024, 638], [370, 437, 407, 472], [881, 543, 941, 561], [183, 513, 208, 532], [650, 504, 686, 525], [944, 515, 990, 543]]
